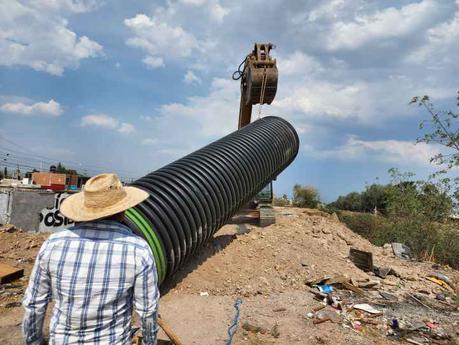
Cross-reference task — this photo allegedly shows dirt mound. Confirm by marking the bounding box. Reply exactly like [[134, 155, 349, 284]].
[[165, 208, 458, 298]]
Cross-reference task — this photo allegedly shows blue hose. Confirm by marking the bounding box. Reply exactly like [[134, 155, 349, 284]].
[[225, 297, 242, 345]]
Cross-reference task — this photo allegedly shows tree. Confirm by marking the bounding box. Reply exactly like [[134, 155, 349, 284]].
[[411, 93, 459, 205], [55, 162, 78, 175], [292, 184, 320, 208], [411, 93, 459, 171], [329, 192, 362, 211], [361, 184, 391, 213], [273, 194, 290, 207], [329, 184, 392, 213], [386, 168, 452, 222]]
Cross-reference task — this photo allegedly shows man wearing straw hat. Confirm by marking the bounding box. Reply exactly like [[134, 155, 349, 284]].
[[22, 173, 159, 344]]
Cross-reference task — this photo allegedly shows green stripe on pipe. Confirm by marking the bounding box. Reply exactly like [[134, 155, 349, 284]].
[[129, 208, 167, 282], [125, 208, 166, 283]]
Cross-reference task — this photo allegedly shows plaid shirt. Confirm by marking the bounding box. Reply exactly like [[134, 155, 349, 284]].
[[22, 220, 160, 345]]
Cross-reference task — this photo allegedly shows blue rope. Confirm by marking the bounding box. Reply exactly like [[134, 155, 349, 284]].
[[225, 297, 242, 345]]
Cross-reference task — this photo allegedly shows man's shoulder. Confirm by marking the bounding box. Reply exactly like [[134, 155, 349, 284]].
[[45, 222, 150, 249]]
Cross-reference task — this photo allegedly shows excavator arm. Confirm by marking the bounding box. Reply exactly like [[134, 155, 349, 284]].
[[231, 43, 279, 227]]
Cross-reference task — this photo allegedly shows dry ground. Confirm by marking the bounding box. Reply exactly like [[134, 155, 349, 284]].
[[1, 208, 458, 344]]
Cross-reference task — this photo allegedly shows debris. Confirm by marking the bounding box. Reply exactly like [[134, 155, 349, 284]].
[[379, 291, 398, 301], [405, 336, 426, 345], [424, 321, 438, 330], [427, 272, 455, 289], [0, 262, 24, 284], [407, 293, 433, 310], [352, 304, 381, 315], [349, 248, 373, 272], [305, 276, 331, 286], [391, 243, 411, 260], [316, 309, 342, 323], [313, 305, 326, 312], [426, 277, 454, 292], [4, 301, 21, 308], [242, 321, 268, 334], [272, 307, 286, 312], [373, 266, 400, 278], [352, 321, 363, 332], [357, 281, 379, 289], [199, 291, 209, 297], [328, 275, 365, 296], [390, 319, 399, 330], [157, 315, 185, 345], [0, 224, 19, 233], [435, 293, 446, 301], [270, 323, 280, 338], [313, 317, 332, 325], [316, 284, 333, 294]]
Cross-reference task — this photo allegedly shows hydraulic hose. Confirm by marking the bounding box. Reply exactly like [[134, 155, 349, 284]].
[[124, 116, 299, 283]]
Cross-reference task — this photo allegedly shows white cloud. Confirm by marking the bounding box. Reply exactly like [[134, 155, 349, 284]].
[[307, 136, 442, 167], [142, 56, 165, 68], [208, 2, 230, 22], [0, 99, 63, 116], [327, 0, 449, 50], [177, 0, 229, 22], [142, 138, 158, 145], [118, 122, 136, 134], [406, 12, 459, 66], [0, 0, 103, 75], [124, 14, 200, 68], [184, 70, 202, 85], [81, 114, 119, 129], [81, 114, 135, 134], [31, 0, 98, 13]]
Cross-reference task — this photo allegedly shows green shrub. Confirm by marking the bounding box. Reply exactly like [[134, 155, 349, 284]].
[[338, 211, 459, 269], [292, 184, 320, 208], [273, 195, 290, 207]]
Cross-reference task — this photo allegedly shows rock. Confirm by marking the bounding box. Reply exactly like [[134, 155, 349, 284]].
[[271, 323, 280, 338], [242, 321, 269, 334], [435, 293, 446, 301], [4, 301, 21, 308]]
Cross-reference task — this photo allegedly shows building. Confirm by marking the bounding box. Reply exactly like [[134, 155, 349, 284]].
[[32, 172, 66, 191]]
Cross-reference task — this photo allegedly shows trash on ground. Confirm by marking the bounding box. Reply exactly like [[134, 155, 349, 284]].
[[391, 242, 411, 259], [349, 248, 374, 272], [427, 272, 455, 289], [352, 304, 381, 314], [425, 276, 454, 292], [0, 262, 24, 284], [315, 283, 333, 294]]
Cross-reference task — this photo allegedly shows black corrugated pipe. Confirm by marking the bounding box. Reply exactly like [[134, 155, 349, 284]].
[[124, 116, 299, 283]]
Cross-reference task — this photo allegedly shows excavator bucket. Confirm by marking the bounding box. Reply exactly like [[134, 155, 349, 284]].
[[236, 43, 278, 129], [242, 43, 278, 106]]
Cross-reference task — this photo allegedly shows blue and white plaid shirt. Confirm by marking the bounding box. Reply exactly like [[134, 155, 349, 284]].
[[23, 220, 160, 345]]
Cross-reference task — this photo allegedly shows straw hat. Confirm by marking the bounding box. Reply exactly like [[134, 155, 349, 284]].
[[60, 173, 149, 222]]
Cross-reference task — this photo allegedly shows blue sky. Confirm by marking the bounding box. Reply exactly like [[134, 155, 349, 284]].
[[1, 0, 458, 202]]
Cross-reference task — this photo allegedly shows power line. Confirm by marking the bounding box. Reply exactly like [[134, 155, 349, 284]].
[[0, 143, 143, 181], [0, 136, 145, 177]]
